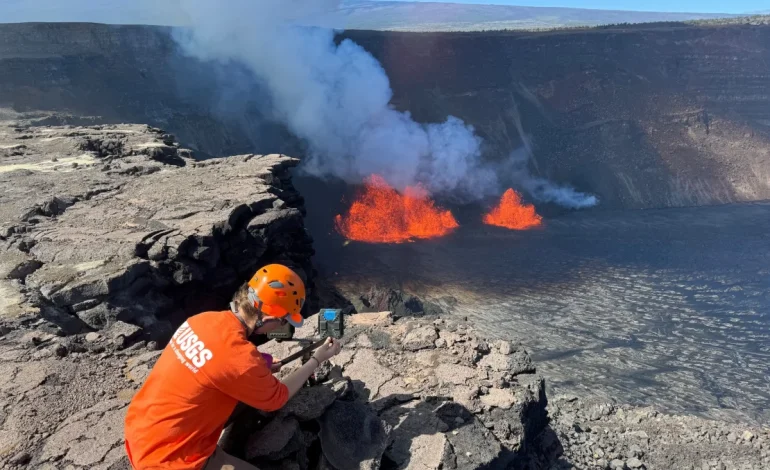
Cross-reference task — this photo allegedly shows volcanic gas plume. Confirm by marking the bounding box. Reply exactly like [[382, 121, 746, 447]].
[[483, 188, 543, 230], [335, 175, 459, 244]]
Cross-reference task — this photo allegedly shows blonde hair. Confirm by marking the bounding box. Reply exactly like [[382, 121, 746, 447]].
[[232, 282, 262, 322]]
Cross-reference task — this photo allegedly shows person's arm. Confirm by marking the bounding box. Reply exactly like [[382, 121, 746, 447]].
[[280, 337, 342, 397]]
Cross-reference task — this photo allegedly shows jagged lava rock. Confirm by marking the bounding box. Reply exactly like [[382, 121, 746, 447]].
[[402, 325, 438, 351], [245, 416, 300, 459], [281, 384, 337, 421], [255, 312, 549, 469], [0, 122, 314, 340], [319, 400, 390, 470]]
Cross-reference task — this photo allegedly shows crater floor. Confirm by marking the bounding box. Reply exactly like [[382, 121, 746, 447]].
[[319, 202, 770, 424]]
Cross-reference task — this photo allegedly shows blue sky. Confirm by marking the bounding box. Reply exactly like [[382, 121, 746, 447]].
[[0, 0, 764, 24], [1, 0, 186, 24], [385, 0, 763, 14]]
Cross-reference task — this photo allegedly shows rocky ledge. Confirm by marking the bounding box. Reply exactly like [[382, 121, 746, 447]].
[[0, 121, 314, 343], [247, 311, 549, 470]]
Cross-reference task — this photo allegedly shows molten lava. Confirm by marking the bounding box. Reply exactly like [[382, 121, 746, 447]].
[[335, 175, 459, 243], [483, 188, 543, 230]]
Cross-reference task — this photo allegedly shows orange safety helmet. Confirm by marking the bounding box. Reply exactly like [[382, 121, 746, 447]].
[[247, 264, 306, 327]]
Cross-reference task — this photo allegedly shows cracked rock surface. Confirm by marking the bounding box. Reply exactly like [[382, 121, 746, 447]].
[[0, 121, 314, 340], [0, 329, 148, 469], [252, 312, 549, 470]]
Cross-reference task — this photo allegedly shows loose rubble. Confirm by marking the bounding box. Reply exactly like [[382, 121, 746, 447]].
[[545, 395, 770, 470]]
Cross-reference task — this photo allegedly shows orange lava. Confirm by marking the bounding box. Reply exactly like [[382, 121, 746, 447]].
[[483, 188, 543, 230], [335, 175, 459, 243]]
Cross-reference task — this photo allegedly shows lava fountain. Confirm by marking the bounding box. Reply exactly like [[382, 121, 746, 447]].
[[483, 188, 543, 230], [335, 175, 459, 243]]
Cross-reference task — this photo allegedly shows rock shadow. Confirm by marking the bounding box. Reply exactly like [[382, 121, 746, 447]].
[[369, 392, 566, 470], [217, 383, 567, 470]]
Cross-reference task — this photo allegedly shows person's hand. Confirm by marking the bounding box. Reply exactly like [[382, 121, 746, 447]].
[[312, 337, 342, 363], [270, 362, 283, 373]]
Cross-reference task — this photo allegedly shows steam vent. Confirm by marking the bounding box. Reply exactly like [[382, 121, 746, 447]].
[[1, 7, 770, 470]]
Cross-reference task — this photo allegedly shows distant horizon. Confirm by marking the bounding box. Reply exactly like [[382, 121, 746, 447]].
[[373, 0, 761, 15], [0, 0, 762, 27]]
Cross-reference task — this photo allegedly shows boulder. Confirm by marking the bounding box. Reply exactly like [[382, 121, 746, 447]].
[[478, 349, 535, 375], [107, 320, 143, 348], [107, 321, 142, 342], [402, 326, 438, 351], [281, 385, 337, 421], [319, 401, 390, 470], [245, 416, 300, 459], [433, 402, 510, 469], [355, 286, 444, 319], [76, 304, 116, 330], [480, 388, 516, 410], [85, 332, 102, 343]]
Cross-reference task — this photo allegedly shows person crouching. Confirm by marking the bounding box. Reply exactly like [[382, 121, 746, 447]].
[[124, 264, 341, 469]]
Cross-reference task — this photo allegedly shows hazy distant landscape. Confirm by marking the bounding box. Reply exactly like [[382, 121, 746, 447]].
[[0, 0, 757, 32], [335, 0, 738, 31]]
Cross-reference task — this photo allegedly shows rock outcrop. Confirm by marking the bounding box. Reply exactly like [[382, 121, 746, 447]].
[[0, 121, 314, 344], [228, 311, 550, 470]]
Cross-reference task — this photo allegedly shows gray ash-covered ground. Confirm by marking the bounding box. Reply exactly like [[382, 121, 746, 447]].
[[315, 202, 770, 425], [546, 394, 769, 470]]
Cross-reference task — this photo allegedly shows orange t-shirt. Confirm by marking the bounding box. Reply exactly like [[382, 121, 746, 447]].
[[124, 310, 289, 469]]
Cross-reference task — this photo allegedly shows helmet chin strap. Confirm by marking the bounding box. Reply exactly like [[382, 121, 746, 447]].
[[230, 297, 264, 336], [246, 287, 266, 329]]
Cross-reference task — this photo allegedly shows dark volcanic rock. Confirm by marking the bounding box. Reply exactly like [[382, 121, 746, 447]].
[[356, 286, 446, 318], [258, 313, 552, 470], [281, 385, 337, 421], [245, 416, 300, 459], [319, 401, 390, 470]]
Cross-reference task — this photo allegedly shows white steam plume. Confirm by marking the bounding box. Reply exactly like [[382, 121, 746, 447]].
[[505, 94, 598, 208], [507, 148, 599, 209], [170, 0, 498, 198]]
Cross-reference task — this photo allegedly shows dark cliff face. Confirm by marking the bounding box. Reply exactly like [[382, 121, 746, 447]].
[[341, 26, 770, 209], [1, 22, 769, 209], [0, 23, 302, 159]]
